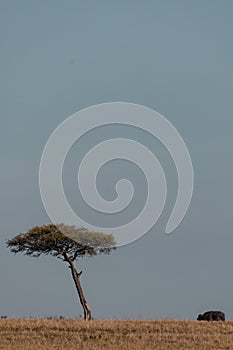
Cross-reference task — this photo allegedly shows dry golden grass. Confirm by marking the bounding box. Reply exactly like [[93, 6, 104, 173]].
[[0, 318, 233, 350]]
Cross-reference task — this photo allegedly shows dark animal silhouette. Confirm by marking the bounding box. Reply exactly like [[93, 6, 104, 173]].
[[197, 311, 225, 321]]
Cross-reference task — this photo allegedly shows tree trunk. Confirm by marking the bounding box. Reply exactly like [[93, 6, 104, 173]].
[[66, 257, 92, 320]]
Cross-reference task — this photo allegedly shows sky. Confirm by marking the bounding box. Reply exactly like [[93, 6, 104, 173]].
[[0, 0, 233, 320]]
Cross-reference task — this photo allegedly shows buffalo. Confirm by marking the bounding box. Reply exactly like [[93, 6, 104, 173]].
[[197, 311, 225, 321]]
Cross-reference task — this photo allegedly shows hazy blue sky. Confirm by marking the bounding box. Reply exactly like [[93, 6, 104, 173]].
[[1, 1, 233, 320]]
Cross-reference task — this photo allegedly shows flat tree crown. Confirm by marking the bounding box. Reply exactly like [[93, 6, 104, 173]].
[[7, 224, 116, 260]]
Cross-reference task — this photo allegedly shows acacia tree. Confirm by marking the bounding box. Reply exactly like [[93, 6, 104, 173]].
[[6, 224, 116, 320]]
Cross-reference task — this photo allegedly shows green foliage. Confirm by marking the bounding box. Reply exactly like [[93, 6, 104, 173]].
[[6, 224, 116, 261]]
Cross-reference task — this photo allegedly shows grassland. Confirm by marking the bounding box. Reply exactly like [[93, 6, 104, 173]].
[[0, 318, 233, 350]]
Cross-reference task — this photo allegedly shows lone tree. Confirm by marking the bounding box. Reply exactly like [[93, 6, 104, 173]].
[[6, 224, 116, 320]]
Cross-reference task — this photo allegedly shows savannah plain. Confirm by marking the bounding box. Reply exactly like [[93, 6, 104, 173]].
[[1, 318, 233, 350]]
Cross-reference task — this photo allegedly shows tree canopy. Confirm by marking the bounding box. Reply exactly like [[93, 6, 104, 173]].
[[7, 223, 116, 260]]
